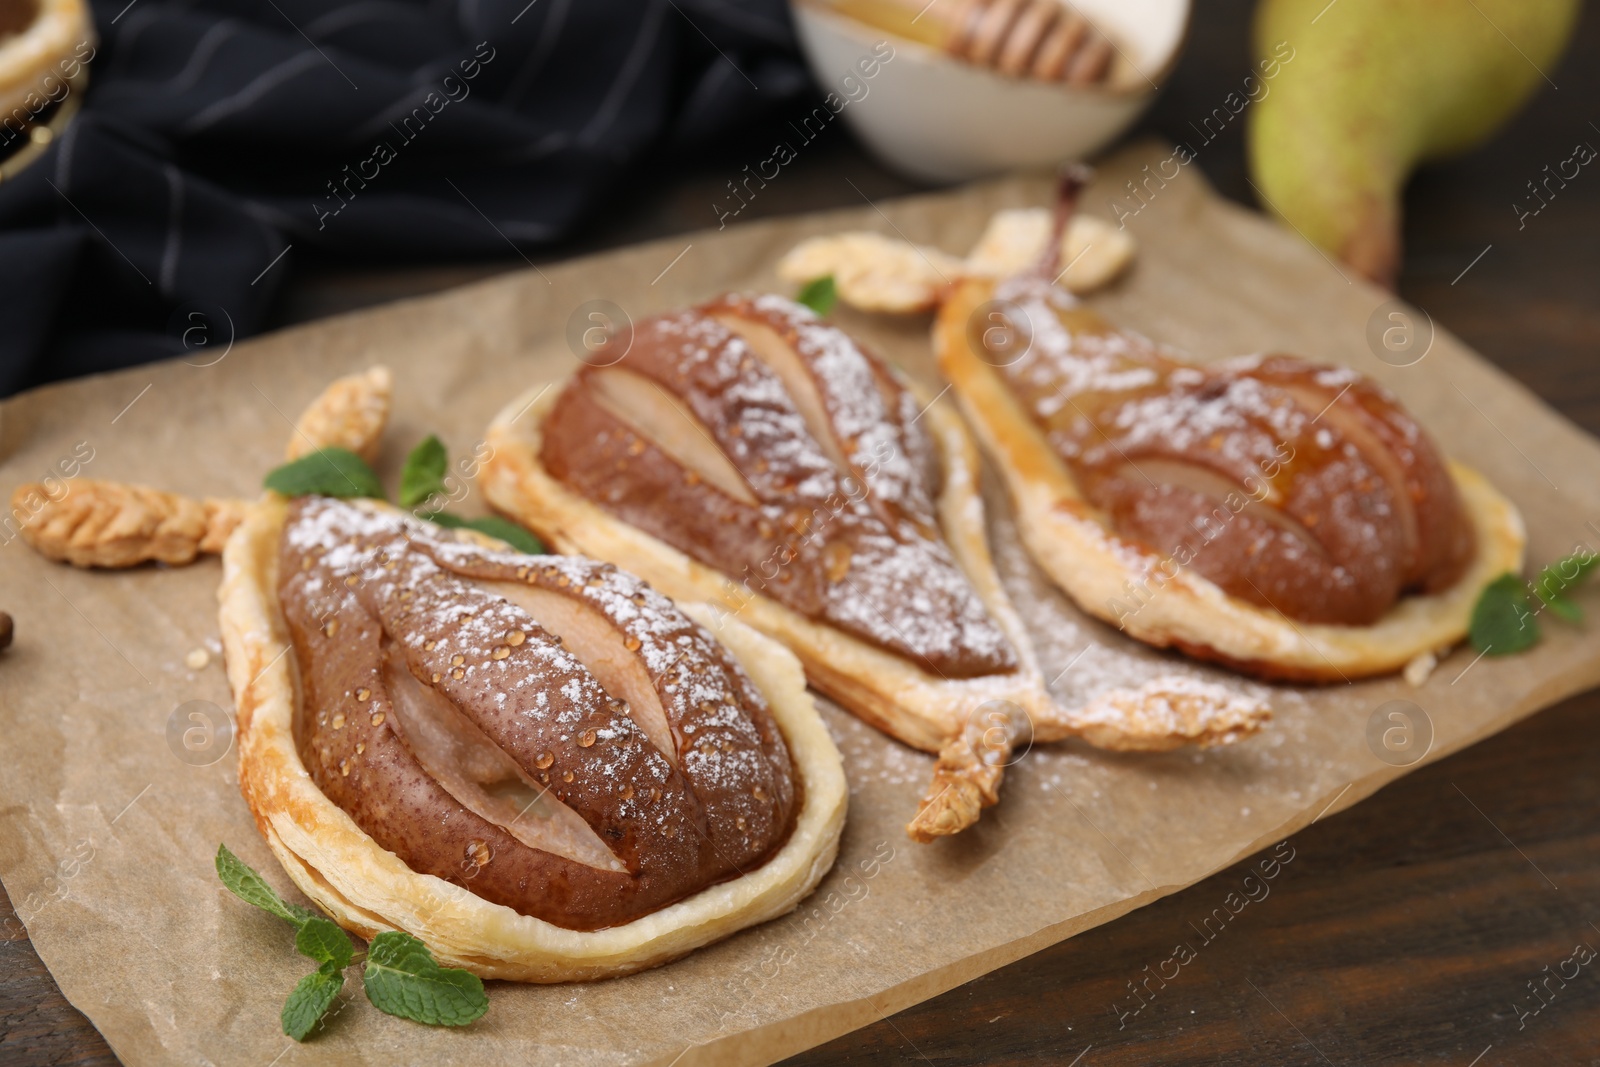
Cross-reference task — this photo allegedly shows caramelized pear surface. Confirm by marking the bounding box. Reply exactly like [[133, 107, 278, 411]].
[[279, 497, 797, 931], [985, 276, 1473, 626], [541, 294, 1018, 678]]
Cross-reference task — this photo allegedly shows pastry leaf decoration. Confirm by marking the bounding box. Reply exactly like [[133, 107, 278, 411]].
[[399, 434, 449, 508], [797, 274, 837, 317], [1469, 549, 1596, 656], [216, 844, 488, 1040], [362, 931, 490, 1027], [264, 448, 385, 500]]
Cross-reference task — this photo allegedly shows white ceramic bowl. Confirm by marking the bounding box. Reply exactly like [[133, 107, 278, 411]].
[[791, 0, 1190, 183]]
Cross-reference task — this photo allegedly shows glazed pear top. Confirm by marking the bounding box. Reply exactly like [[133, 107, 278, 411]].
[[984, 275, 1474, 626], [279, 497, 798, 931], [541, 293, 1018, 678]]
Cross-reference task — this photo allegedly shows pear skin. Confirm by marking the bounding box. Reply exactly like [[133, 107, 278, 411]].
[[1247, 0, 1579, 287]]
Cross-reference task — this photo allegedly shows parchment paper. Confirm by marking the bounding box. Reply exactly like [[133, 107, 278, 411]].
[[3, 143, 1599, 1067]]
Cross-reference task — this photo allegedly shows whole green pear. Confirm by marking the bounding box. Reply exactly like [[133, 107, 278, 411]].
[[1248, 0, 1580, 287]]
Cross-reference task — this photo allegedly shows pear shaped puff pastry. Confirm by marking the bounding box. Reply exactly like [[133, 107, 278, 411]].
[[933, 184, 1524, 680], [482, 294, 1268, 840], [221, 495, 845, 980], [14, 368, 845, 981]]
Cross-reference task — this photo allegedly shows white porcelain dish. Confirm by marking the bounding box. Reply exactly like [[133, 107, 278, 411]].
[[791, 0, 1190, 183]]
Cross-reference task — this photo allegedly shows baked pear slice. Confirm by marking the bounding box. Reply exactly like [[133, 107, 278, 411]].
[[934, 177, 1525, 681]]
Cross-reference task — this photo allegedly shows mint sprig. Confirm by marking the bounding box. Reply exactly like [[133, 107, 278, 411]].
[[1468, 574, 1539, 655], [467, 516, 542, 554], [216, 845, 488, 1040], [1533, 551, 1599, 623], [797, 275, 837, 317], [425, 511, 543, 554], [296, 917, 355, 969], [264, 448, 385, 500], [403, 435, 544, 553], [216, 843, 319, 926], [282, 966, 344, 1041], [260, 433, 544, 555], [1469, 550, 1596, 655], [399, 434, 449, 508], [363, 932, 489, 1027]]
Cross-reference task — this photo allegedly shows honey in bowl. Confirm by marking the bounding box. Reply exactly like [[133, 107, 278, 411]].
[[813, 0, 1118, 84]]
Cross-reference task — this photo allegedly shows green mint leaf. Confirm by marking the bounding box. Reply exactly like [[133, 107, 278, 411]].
[[423, 512, 543, 554], [295, 917, 354, 969], [1543, 594, 1584, 624], [421, 510, 467, 529], [399, 435, 449, 509], [362, 931, 488, 1027], [1533, 550, 1598, 621], [282, 964, 344, 1041], [264, 448, 385, 500], [463, 516, 543, 554], [215, 844, 318, 928], [796, 275, 837, 317], [1469, 573, 1541, 655]]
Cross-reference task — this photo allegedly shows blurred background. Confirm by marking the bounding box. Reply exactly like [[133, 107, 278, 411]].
[[0, 0, 1592, 418]]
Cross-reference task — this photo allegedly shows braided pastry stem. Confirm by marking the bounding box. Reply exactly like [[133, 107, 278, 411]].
[[11, 480, 246, 569]]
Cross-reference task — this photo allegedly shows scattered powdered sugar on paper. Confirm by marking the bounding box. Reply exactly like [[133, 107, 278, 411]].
[[820, 704, 935, 794], [981, 478, 1318, 748]]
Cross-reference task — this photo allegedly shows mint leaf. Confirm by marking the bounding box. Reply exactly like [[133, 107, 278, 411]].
[[219, 848, 490, 1036], [462, 516, 542, 554], [295, 917, 354, 969], [282, 964, 344, 1041], [1543, 594, 1584, 624], [216, 844, 318, 927], [423, 512, 543, 555], [1469, 573, 1540, 655], [362, 931, 488, 1027], [400, 435, 449, 509], [264, 448, 384, 500], [420, 510, 467, 529], [796, 275, 837, 317], [1533, 550, 1598, 622]]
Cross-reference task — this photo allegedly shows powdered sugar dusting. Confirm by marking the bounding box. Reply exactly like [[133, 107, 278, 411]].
[[563, 297, 1018, 676], [283, 497, 794, 865]]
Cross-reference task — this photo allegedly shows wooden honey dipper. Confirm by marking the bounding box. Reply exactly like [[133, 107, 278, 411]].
[[818, 0, 1115, 84]]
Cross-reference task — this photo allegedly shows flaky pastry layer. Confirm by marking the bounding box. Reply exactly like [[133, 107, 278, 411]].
[[219, 495, 847, 981]]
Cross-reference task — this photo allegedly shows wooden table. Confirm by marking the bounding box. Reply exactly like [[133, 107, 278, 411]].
[[5, 1, 1598, 1062]]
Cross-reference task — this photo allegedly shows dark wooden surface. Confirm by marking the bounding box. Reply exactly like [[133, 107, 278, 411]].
[[5, 1, 1599, 1063]]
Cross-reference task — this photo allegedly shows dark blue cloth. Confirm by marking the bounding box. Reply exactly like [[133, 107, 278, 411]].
[[0, 0, 812, 395]]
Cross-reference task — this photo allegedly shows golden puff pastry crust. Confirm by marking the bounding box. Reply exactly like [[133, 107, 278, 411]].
[[218, 495, 847, 982], [935, 277, 1527, 682]]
